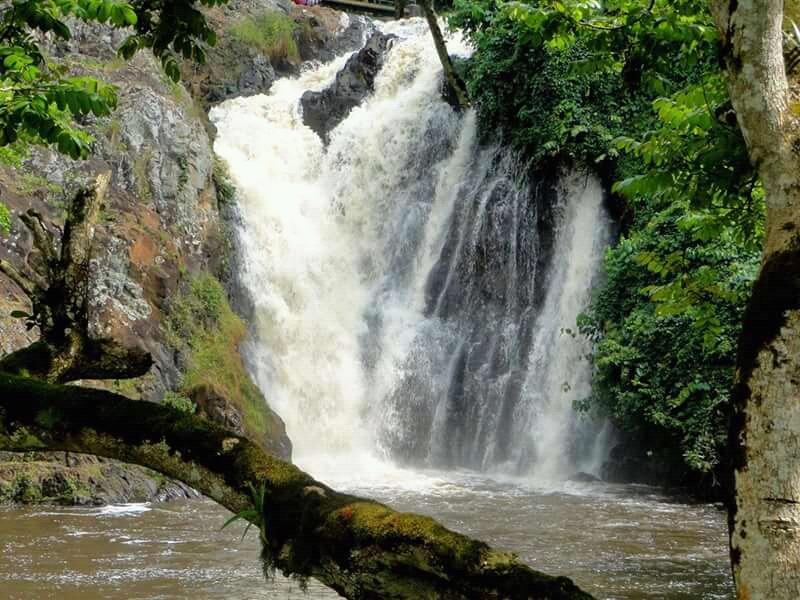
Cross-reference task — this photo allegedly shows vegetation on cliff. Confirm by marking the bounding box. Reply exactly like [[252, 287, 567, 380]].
[[450, 0, 763, 492], [229, 10, 302, 63], [166, 274, 289, 456]]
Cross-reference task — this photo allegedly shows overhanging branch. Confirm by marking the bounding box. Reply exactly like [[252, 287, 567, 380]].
[[0, 373, 591, 600]]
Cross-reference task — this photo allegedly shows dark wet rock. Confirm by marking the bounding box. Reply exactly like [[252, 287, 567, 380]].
[[601, 442, 663, 486], [189, 383, 291, 461], [599, 439, 718, 498], [0, 452, 197, 506], [568, 472, 601, 483], [191, 383, 246, 436], [296, 9, 374, 64], [301, 31, 395, 142]]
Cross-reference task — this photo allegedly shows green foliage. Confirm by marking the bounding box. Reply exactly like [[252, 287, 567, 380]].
[[449, 0, 718, 166], [451, 0, 765, 485], [0, 202, 10, 234], [0, 140, 28, 167], [229, 11, 299, 62], [611, 74, 763, 247], [221, 482, 269, 542], [221, 482, 276, 577], [578, 200, 760, 473], [0, 0, 229, 160], [166, 275, 276, 442], [163, 391, 196, 414], [213, 157, 237, 206], [8, 472, 41, 503]]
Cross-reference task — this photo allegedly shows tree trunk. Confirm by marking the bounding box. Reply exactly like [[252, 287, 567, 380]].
[[395, 0, 407, 19], [711, 1, 800, 598], [0, 174, 152, 383], [419, 0, 470, 110], [0, 373, 591, 600]]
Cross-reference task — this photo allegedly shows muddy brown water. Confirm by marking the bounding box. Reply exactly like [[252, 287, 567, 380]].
[[0, 473, 733, 599]]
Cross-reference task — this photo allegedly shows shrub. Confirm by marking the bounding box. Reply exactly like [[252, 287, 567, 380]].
[[230, 11, 299, 62], [163, 391, 196, 414]]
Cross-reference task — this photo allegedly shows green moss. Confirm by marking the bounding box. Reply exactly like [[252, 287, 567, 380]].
[[18, 173, 63, 197], [0, 140, 28, 168], [8, 427, 46, 450], [10, 473, 41, 503], [133, 148, 154, 200], [337, 502, 484, 567], [107, 373, 153, 400], [230, 11, 300, 62], [103, 117, 127, 152], [166, 275, 276, 442], [213, 157, 237, 206], [0, 202, 10, 235], [34, 407, 62, 430]]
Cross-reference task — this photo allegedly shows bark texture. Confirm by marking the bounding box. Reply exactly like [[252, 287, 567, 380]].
[[0, 174, 152, 383], [419, 0, 470, 110], [0, 373, 591, 600], [711, 1, 800, 598]]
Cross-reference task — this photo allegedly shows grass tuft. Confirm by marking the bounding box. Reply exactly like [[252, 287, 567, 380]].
[[230, 11, 300, 62]]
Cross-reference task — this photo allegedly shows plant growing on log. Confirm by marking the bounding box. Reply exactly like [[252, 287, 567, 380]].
[[221, 481, 269, 542]]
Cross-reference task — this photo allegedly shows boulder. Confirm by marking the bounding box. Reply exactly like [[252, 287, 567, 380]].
[[301, 31, 396, 142]]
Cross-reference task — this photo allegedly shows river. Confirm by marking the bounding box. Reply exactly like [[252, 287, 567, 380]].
[[0, 470, 732, 599]]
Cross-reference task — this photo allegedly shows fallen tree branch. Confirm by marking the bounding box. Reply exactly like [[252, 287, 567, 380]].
[[0, 373, 592, 600]]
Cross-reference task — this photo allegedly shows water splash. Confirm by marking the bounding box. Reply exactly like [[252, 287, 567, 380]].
[[210, 19, 612, 483]]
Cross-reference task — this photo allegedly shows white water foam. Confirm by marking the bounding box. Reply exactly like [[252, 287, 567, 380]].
[[211, 19, 612, 490]]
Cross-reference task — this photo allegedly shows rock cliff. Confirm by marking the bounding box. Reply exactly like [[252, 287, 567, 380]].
[[0, 0, 365, 504]]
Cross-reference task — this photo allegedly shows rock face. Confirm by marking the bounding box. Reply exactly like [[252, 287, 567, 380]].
[[301, 31, 395, 142], [0, 452, 197, 505], [183, 1, 372, 106], [0, 0, 354, 504]]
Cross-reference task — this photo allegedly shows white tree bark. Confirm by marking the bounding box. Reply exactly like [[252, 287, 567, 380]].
[[711, 1, 800, 598]]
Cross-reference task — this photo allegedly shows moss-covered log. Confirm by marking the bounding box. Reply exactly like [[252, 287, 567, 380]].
[[0, 373, 591, 599]]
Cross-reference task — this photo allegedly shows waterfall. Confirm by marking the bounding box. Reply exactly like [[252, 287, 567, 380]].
[[210, 19, 613, 482]]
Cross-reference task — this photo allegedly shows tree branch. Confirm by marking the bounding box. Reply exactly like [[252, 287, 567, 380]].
[[60, 173, 107, 294], [0, 258, 37, 299], [0, 373, 591, 600], [0, 172, 150, 384], [419, 0, 470, 110], [19, 210, 58, 277]]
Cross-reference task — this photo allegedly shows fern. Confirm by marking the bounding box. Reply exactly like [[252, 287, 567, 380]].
[[221, 482, 268, 542]]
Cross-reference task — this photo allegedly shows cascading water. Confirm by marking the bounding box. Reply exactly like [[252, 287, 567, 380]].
[[210, 19, 613, 483]]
